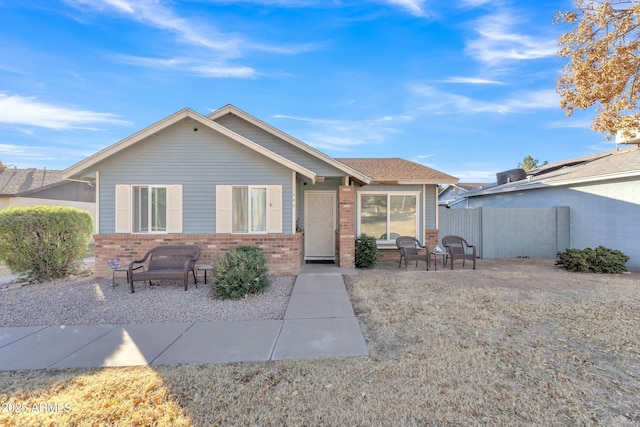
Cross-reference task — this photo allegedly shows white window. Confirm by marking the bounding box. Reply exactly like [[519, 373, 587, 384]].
[[133, 186, 167, 233], [358, 192, 419, 242], [216, 185, 282, 234], [232, 186, 267, 233], [115, 185, 182, 234]]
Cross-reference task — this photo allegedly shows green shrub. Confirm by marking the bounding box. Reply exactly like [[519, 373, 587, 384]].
[[355, 234, 378, 269], [0, 206, 93, 280], [556, 246, 629, 274], [210, 246, 270, 299]]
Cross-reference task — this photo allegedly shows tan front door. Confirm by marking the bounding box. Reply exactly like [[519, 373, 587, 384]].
[[304, 191, 336, 260]]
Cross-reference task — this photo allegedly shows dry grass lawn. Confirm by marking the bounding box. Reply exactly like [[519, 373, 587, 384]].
[[1, 258, 640, 426]]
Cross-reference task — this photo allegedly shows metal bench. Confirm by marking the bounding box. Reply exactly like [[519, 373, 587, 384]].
[[128, 245, 201, 293]]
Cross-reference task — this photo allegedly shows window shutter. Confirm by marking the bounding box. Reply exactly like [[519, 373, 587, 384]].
[[216, 185, 231, 233], [167, 185, 183, 233], [267, 185, 282, 233], [115, 185, 131, 233]]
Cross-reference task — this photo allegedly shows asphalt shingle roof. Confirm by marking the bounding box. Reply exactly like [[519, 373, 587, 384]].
[[336, 158, 457, 184], [0, 167, 64, 196], [468, 148, 640, 197], [456, 183, 488, 191]]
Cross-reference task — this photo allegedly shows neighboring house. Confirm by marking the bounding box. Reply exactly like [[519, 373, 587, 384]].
[[0, 163, 95, 222], [457, 148, 640, 269], [439, 183, 488, 207], [62, 105, 457, 277]]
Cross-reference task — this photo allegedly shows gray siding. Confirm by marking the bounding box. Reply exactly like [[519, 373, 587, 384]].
[[466, 178, 640, 268], [425, 184, 437, 229], [30, 181, 95, 203], [215, 114, 348, 177], [97, 118, 293, 234]]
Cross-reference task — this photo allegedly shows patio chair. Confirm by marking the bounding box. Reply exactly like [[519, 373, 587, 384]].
[[396, 236, 429, 270], [441, 235, 476, 269]]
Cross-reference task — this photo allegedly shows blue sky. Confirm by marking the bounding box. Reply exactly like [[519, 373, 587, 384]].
[[0, 0, 609, 182]]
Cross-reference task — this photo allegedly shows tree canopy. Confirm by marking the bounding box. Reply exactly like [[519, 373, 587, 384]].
[[556, 0, 640, 138], [518, 155, 548, 172]]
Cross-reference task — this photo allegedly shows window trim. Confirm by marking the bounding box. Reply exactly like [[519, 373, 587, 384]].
[[132, 184, 169, 234], [231, 185, 269, 234], [357, 191, 421, 246]]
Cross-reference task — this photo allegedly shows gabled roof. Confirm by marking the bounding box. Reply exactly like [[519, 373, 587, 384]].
[[466, 148, 640, 198], [336, 158, 458, 185], [63, 108, 320, 183], [208, 105, 371, 184], [439, 182, 487, 195], [0, 166, 66, 197], [457, 182, 488, 191]]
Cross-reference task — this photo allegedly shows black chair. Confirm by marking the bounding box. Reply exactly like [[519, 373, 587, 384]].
[[441, 235, 476, 269], [396, 236, 429, 270]]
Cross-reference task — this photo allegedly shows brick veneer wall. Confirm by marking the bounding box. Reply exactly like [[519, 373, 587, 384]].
[[338, 185, 355, 268], [94, 233, 303, 278], [425, 228, 439, 251]]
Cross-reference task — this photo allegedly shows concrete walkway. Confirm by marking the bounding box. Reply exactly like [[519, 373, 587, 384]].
[[0, 267, 368, 371]]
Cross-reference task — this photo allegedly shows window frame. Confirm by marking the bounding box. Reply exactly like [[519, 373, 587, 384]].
[[231, 185, 268, 234], [132, 185, 169, 234], [357, 191, 421, 246]]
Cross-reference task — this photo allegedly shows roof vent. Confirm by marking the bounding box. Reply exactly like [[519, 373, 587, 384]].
[[496, 168, 526, 185]]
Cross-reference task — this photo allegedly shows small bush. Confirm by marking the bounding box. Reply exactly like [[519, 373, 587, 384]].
[[355, 234, 378, 269], [556, 246, 629, 274], [210, 246, 270, 299], [0, 206, 93, 280]]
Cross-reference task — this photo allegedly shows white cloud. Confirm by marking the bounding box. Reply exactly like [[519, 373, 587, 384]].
[[411, 85, 558, 114], [0, 94, 130, 130], [546, 119, 591, 129], [274, 113, 408, 152], [443, 77, 506, 85], [459, 0, 493, 7], [67, 0, 243, 54], [465, 12, 557, 65], [447, 169, 497, 182], [377, 0, 427, 16], [200, 0, 317, 6], [67, 0, 316, 57], [104, 0, 135, 13], [0, 143, 98, 167], [415, 158, 496, 182], [414, 154, 436, 162], [118, 55, 257, 78]]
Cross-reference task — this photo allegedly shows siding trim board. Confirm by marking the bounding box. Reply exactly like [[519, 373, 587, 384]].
[[95, 171, 100, 234]]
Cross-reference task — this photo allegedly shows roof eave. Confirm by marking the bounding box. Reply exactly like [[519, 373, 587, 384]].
[[544, 170, 640, 187], [397, 178, 459, 185], [468, 170, 640, 197]]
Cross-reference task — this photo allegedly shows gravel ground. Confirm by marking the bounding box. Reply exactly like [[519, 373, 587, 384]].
[[0, 275, 295, 326]]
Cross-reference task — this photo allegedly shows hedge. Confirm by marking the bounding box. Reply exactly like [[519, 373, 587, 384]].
[[0, 206, 93, 280]]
